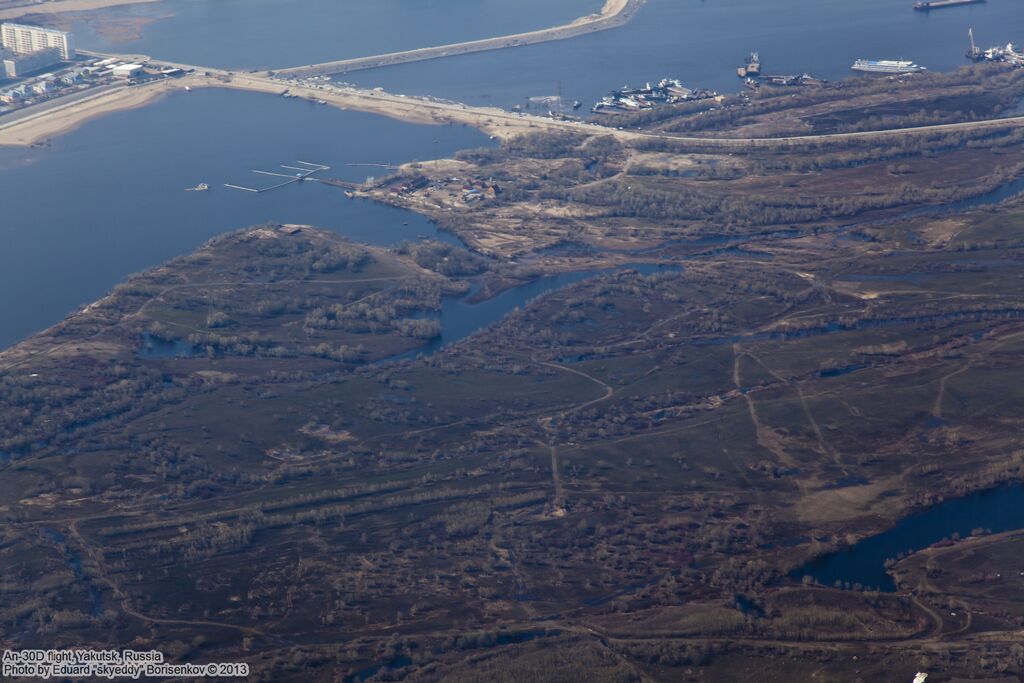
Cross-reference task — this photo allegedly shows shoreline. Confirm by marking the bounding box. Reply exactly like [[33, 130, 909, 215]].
[[5, 68, 1024, 149], [0, 78, 173, 146], [0, 0, 158, 20], [276, 0, 644, 78], [0, 71, 591, 147]]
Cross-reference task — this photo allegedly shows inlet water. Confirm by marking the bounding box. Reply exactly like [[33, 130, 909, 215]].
[[63, 0, 1024, 111], [72, 0, 602, 71], [798, 484, 1024, 592], [0, 88, 490, 349], [347, 0, 1024, 111], [391, 263, 680, 361]]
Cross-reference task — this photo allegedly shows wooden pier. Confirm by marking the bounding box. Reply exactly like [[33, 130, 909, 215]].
[[224, 160, 330, 194]]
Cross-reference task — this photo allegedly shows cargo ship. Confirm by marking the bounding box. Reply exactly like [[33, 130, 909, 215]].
[[914, 0, 984, 10], [851, 59, 926, 74]]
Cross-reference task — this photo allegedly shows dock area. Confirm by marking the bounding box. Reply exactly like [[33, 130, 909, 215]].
[[224, 160, 330, 194]]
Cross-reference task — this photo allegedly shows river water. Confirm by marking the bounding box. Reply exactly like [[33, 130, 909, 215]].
[[394, 263, 680, 360], [799, 485, 1024, 591], [1, 0, 1012, 352], [72, 0, 1024, 111], [72, 0, 603, 71], [0, 88, 489, 348], [346, 0, 1024, 110]]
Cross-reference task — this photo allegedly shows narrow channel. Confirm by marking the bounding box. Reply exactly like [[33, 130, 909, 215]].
[[797, 484, 1024, 591]]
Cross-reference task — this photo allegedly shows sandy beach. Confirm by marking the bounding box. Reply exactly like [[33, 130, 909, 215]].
[[0, 78, 174, 146], [0, 0, 158, 20], [208, 74, 574, 139], [0, 73, 536, 147]]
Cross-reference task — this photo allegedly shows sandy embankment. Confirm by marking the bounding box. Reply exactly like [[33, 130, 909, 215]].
[[0, 77, 177, 146], [0, 0, 158, 20], [209, 74, 574, 139], [0, 69, 586, 147], [276, 0, 644, 78], [9, 69, 1024, 150], [0, 0, 647, 146]]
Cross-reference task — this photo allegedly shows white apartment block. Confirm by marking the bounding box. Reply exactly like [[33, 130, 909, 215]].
[[1, 23, 75, 61]]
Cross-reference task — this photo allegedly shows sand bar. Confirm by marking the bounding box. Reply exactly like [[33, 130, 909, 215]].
[[4, 68, 1024, 149], [276, 0, 644, 78]]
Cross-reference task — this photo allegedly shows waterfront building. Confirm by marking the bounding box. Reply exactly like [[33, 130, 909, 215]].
[[111, 63, 144, 79], [2, 46, 61, 78], [1, 22, 75, 60], [0, 84, 25, 102]]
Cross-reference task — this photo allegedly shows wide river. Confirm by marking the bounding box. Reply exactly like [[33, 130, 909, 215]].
[[73, 0, 603, 71], [0, 88, 490, 348], [74, 0, 1024, 111], [346, 0, 1024, 110], [1, 0, 1020, 372]]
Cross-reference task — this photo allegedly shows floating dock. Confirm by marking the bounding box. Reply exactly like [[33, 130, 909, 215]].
[[737, 52, 761, 78], [224, 160, 330, 194]]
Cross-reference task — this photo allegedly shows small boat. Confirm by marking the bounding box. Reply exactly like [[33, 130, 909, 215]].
[[572, 100, 582, 109], [185, 183, 208, 192]]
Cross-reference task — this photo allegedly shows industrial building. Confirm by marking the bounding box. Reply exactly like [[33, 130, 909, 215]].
[[2, 46, 61, 78], [1, 22, 75, 61], [111, 63, 144, 79]]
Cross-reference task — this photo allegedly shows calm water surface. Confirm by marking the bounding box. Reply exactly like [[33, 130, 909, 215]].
[[0, 88, 489, 348], [799, 485, 1024, 591], [347, 0, 1024, 110], [74, 0, 602, 70], [393, 263, 680, 360]]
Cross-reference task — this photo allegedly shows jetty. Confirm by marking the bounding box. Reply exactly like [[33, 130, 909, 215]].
[[224, 160, 330, 194], [274, 0, 645, 78]]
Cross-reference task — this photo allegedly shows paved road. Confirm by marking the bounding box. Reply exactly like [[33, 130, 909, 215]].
[[0, 82, 123, 131], [11, 17, 1024, 149]]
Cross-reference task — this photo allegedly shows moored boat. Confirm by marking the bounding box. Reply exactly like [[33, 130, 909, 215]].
[[851, 59, 926, 74]]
